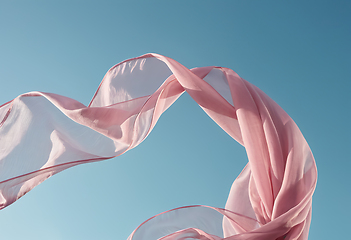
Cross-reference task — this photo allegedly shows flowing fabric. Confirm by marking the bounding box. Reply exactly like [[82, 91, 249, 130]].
[[0, 54, 317, 240]]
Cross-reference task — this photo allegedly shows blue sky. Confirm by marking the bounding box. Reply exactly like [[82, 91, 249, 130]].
[[0, 1, 350, 239]]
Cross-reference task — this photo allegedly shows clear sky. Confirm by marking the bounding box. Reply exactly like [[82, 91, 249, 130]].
[[0, 1, 350, 239]]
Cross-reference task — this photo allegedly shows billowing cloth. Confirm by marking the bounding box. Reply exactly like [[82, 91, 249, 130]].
[[0, 54, 317, 240]]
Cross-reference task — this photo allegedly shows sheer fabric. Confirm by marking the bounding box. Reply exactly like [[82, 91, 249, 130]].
[[0, 54, 317, 240]]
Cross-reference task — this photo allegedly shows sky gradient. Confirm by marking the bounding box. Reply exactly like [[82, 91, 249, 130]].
[[0, 1, 350, 239]]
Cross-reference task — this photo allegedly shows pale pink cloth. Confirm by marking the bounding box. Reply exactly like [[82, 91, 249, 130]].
[[0, 54, 317, 240]]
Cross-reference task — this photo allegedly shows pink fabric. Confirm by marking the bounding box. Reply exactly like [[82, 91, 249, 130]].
[[0, 54, 317, 240]]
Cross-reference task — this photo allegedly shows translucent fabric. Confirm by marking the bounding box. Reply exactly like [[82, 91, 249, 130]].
[[0, 54, 317, 240]]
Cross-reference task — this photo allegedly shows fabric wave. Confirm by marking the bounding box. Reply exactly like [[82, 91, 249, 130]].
[[0, 54, 317, 240]]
